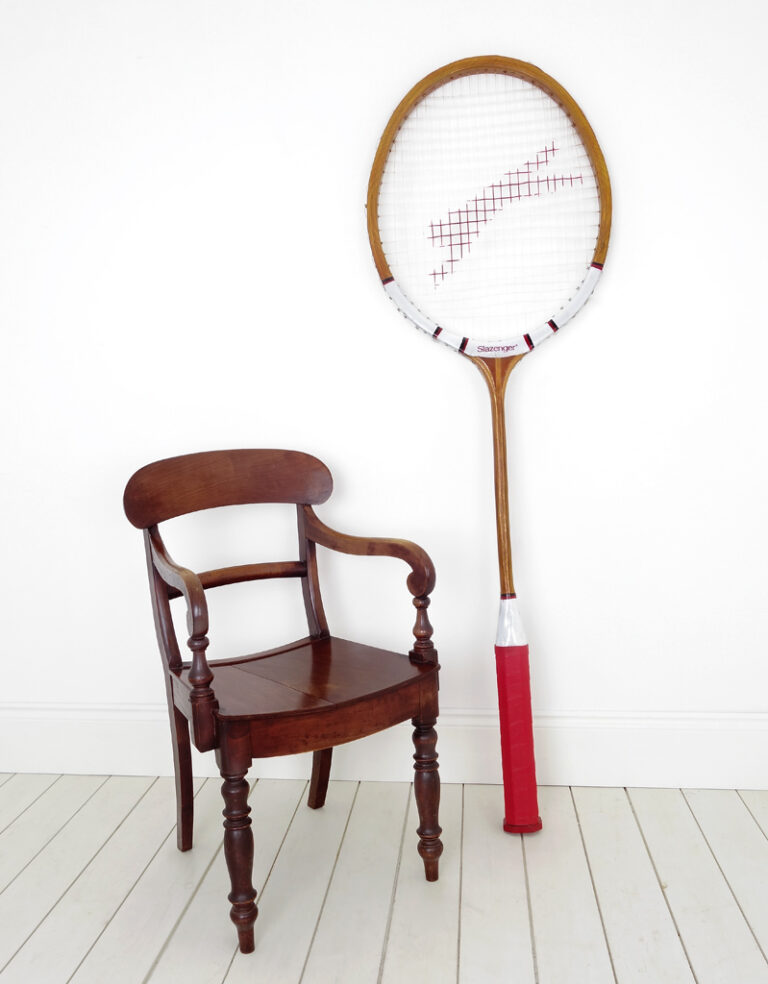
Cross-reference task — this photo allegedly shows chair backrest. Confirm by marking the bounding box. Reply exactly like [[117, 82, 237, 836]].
[[123, 449, 333, 529]]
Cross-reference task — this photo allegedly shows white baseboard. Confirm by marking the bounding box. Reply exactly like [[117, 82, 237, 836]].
[[1, 702, 766, 789]]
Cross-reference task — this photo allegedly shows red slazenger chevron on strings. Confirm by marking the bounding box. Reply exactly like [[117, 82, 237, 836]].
[[428, 142, 583, 286]]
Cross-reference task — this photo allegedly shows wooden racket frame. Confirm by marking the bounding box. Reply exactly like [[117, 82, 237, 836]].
[[367, 55, 612, 829]]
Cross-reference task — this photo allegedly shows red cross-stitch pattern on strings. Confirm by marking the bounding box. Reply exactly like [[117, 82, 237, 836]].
[[428, 142, 583, 286]]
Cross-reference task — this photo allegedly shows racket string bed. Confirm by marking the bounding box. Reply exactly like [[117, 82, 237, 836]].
[[377, 73, 601, 344]]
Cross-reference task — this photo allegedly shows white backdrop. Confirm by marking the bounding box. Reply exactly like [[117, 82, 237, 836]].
[[2, 0, 767, 787]]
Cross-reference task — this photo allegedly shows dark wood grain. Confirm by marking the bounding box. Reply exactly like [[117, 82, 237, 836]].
[[170, 703, 194, 851], [307, 749, 332, 809], [166, 561, 307, 599], [245, 684, 429, 758], [124, 449, 333, 528], [412, 715, 443, 881], [301, 505, 435, 598], [216, 723, 258, 953], [215, 637, 432, 713], [297, 503, 330, 638], [124, 449, 441, 955], [410, 595, 438, 665]]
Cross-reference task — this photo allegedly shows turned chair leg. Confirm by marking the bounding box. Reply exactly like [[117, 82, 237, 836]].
[[412, 717, 443, 881], [170, 703, 194, 852], [308, 748, 332, 809], [220, 770, 258, 953]]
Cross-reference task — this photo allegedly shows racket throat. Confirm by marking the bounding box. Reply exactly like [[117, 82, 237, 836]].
[[472, 354, 523, 595]]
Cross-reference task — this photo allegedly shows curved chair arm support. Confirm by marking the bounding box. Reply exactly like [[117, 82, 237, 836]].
[[147, 527, 209, 639], [300, 506, 436, 598], [147, 528, 217, 747]]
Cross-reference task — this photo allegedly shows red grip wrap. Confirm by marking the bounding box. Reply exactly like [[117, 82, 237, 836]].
[[495, 643, 542, 832]]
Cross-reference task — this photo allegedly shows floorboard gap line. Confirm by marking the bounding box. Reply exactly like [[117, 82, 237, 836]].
[[141, 842, 226, 984], [625, 788, 701, 984], [570, 787, 619, 984], [0, 774, 62, 837], [146, 777, 267, 981], [376, 782, 412, 984], [253, 780, 308, 907], [2, 776, 150, 976], [298, 781, 360, 984], [520, 824, 539, 984], [738, 790, 768, 841], [0, 775, 111, 901], [682, 789, 768, 967], [74, 775, 216, 984]]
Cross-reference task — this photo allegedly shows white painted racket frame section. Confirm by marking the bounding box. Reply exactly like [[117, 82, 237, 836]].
[[384, 263, 602, 359]]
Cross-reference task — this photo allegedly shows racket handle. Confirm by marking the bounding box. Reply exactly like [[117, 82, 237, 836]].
[[495, 643, 542, 833]]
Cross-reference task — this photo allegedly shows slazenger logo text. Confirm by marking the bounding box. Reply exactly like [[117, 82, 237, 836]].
[[476, 343, 520, 353]]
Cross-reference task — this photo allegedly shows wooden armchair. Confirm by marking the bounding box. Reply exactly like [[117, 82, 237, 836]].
[[123, 449, 442, 954]]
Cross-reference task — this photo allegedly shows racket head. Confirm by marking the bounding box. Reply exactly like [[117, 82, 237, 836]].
[[367, 56, 611, 358]]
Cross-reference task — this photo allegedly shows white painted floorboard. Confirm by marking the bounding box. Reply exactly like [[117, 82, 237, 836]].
[[572, 785, 694, 984], [0, 775, 105, 895], [146, 778, 306, 984], [301, 781, 410, 984], [380, 783, 462, 984], [524, 785, 615, 984], [1, 778, 767, 984], [683, 789, 768, 960], [459, 784, 535, 984], [4, 778, 174, 983], [629, 787, 768, 984], [0, 773, 59, 835]]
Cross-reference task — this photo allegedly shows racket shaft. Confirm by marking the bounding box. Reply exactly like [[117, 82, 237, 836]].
[[495, 643, 542, 832]]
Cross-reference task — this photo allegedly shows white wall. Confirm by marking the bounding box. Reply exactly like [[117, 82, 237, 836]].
[[2, 0, 767, 787]]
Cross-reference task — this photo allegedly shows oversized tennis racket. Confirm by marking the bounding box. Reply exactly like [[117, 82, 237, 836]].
[[367, 56, 611, 832]]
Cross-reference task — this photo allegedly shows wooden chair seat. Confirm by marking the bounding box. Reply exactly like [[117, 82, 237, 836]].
[[123, 449, 442, 956], [186, 636, 432, 721], [175, 636, 436, 758]]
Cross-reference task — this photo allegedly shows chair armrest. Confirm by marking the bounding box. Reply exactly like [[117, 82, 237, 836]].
[[147, 527, 209, 638], [300, 506, 436, 598], [146, 527, 217, 747]]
